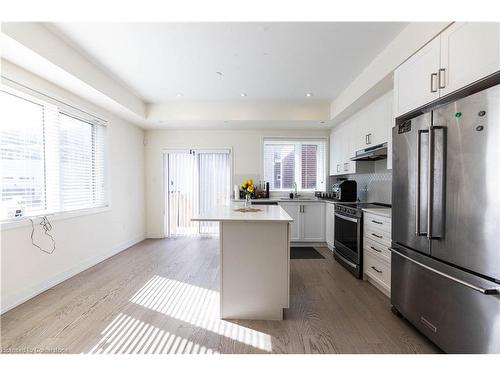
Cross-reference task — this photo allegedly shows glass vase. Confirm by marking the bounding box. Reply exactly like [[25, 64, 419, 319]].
[[244, 193, 251, 208]]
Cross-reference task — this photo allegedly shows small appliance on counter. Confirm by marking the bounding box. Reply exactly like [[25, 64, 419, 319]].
[[331, 179, 357, 202]]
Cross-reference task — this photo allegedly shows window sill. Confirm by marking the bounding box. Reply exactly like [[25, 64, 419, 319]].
[[1, 206, 112, 231]]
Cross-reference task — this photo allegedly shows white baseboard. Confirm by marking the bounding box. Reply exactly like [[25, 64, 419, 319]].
[[146, 232, 164, 239], [1, 234, 146, 314], [290, 242, 328, 248], [365, 274, 391, 298]]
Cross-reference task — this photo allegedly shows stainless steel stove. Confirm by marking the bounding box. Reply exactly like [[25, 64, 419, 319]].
[[335, 202, 389, 218], [333, 202, 390, 278]]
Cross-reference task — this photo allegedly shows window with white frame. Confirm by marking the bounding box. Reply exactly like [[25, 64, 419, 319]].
[[263, 138, 326, 192], [0, 85, 108, 220]]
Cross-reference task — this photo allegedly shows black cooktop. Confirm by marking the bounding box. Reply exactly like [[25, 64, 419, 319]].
[[335, 202, 391, 217]]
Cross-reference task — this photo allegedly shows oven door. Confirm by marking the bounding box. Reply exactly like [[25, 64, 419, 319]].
[[334, 212, 361, 264]]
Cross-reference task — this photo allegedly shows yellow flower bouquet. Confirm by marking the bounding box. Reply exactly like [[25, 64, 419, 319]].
[[240, 179, 255, 206]]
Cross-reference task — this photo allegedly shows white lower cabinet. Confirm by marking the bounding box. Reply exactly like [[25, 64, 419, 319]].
[[363, 210, 392, 297], [325, 202, 335, 250], [279, 201, 325, 242], [279, 202, 301, 241]]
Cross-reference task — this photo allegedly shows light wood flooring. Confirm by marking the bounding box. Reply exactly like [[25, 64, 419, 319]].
[[0, 237, 440, 354]]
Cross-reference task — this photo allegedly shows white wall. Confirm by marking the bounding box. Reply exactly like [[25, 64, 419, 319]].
[[0, 60, 146, 313], [2, 22, 146, 119], [330, 22, 451, 126], [144, 128, 329, 238]]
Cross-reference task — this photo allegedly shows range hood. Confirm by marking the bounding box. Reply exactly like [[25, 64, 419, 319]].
[[350, 142, 388, 161]]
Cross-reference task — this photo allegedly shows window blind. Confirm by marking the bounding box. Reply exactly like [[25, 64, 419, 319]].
[[0, 84, 108, 220], [0, 91, 46, 215], [263, 138, 326, 191]]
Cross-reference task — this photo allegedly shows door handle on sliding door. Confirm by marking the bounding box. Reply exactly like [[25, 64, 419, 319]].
[[416, 129, 428, 236]]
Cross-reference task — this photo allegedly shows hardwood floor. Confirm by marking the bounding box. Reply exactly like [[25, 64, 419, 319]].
[[0, 237, 440, 354]]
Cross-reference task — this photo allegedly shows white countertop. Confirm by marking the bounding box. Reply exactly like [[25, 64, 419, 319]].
[[362, 207, 392, 218], [192, 203, 294, 222], [231, 197, 323, 203]]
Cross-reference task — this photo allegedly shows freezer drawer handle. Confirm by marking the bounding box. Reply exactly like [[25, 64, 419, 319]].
[[371, 220, 383, 225], [371, 266, 383, 274], [370, 246, 382, 253], [390, 248, 499, 295], [371, 233, 383, 239]]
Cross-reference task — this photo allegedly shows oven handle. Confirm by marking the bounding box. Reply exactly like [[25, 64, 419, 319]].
[[334, 250, 358, 268], [334, 212, 358, 223], [390, 248, 499, 295]]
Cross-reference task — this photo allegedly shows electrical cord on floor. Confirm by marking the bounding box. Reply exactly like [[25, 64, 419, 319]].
[[29, 216, 56, 254]]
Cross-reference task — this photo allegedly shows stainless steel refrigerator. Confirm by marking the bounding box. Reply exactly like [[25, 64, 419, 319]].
[[391, 80, 500, 353]]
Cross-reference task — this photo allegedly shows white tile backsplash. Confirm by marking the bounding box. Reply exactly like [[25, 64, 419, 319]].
[[329, 160, 392, 204]]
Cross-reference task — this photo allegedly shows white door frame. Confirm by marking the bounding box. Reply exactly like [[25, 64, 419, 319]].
[[162, 147, 233, 238]]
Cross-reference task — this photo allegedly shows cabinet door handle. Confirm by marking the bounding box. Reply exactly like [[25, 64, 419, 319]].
[[371, 266, 383, 274], [371, 233, 383, 239], [371, 220, 383, 225], [430, 73, 438, 93], [366, 133, 372, 145], [438, 68, 446, 89], [337, 164, 340, 173], [370, 246, 382, 253]]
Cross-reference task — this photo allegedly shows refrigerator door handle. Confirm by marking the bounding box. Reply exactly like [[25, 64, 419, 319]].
[[427, 125, 435, 240], [428, 125, 446, 240], [416, 129, 428, 236], [390, 248, 499, 295]]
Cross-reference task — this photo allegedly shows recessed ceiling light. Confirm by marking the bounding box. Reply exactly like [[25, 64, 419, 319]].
[[240, 93, 247, 97], [306, 93, 313, 97], [176, 93, 183, 97]]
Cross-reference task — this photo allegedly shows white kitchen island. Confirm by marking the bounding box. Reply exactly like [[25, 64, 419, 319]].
[[192, 204, 293, 320]]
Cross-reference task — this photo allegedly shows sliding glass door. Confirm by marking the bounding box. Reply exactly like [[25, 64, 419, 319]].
[[165, 149, 230, 237]]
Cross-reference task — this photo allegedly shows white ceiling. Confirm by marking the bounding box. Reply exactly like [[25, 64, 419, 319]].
[[48, 22, 407, 103]]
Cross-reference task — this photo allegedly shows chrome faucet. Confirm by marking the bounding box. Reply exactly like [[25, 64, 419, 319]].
[[293, 182, 298, 197]]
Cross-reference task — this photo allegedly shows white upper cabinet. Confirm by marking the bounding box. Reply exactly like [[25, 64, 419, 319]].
[[440, 22, 500, 96], [393, 37, 441, 117], [329, 125, 347, 176], [329, 90, 394, 175], [394, 22, 500, 118]]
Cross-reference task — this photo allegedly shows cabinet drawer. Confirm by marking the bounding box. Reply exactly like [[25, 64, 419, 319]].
[[363, 236, 391, 263], [364, 227, 391, 249], [364, 213, 391, 232], [364, 252, 391, 291]]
